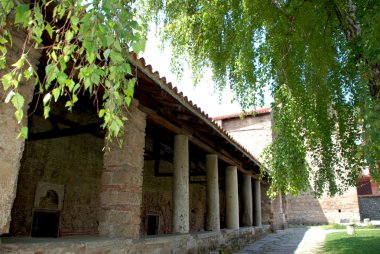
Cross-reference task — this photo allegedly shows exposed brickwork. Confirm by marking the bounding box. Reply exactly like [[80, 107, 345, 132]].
[[99, 100, 146, 238]]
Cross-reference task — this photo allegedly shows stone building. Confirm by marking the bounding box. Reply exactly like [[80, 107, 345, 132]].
[[214, 109, 362, 225], [0, 28, 282, 252]]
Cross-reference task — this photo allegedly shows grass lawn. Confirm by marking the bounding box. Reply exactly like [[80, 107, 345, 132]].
[[322, 229, 380, 254]]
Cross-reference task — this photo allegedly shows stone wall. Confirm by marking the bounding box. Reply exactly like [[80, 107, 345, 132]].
[[287, 187, 360, 224], [99, 100, 146, 238], [260, 183, 273, 226], [190, 183, 207, 232], [0, 29, 41, 235], [140, 159, 174, 235], [359, 196, 380, 220], [10, 99, 104, 236]]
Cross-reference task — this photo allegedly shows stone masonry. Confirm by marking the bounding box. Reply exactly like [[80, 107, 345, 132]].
[[99, 100, 146, 238], [0, 29, 41, 235]]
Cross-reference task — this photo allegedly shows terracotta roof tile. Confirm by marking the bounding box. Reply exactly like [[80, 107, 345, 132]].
[[212, 107, 272, 121]]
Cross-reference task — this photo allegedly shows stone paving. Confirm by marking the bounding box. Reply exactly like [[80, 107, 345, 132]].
[[234, 227, 334, 254]]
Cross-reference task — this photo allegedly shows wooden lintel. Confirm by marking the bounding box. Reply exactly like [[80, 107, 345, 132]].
[[28, 123, 102, 141], [139, 105, 192, 136]]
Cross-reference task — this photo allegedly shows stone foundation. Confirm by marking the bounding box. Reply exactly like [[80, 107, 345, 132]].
[[0, 225, 271, 253]]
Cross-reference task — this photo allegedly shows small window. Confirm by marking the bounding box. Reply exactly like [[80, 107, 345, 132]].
[[147, 215, 159, 235]]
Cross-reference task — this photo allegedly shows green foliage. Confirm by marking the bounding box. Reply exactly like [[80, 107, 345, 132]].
[[1, 0, 146, 144], [146, 0, 380, 196]]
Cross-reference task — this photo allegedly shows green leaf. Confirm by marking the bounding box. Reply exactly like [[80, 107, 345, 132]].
[[14, 110, 23, 123], [65, 79, 75, 91], [15, 4, 31, 26], [103, 49, 111, 60], [132, 38, 147, 54], [11, 93, 24, 110], [24, 66, 34, 80], [0, 36, 7, 44], [45, 23, 54, 39], [52, 88, 60, 102], [57, 71, 68, 85], [45, 64, 59, 84], [65, 30, 74, 42], [51, 51, 57, 61], [72, 94, 78, 103], [65, 100, 72, 109], [71, 16, 79, 26], [99, 109, 105, 118], [2, 73, 13, 90], [43, 105, 51, 118], [110, 51, 124, 64], [18, 127, 28, 139]]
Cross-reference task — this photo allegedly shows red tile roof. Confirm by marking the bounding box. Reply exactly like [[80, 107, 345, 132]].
[[212, 107, 272, 121]]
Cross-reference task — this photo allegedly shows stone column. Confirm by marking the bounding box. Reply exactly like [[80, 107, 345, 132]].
[[206, 154, 220, 232], [99, 100, 146, 238], [253, 180, 262, 226], [172, 134, 189, 233], [225, 166, 239, 229], [242, 174, 253, 227]]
